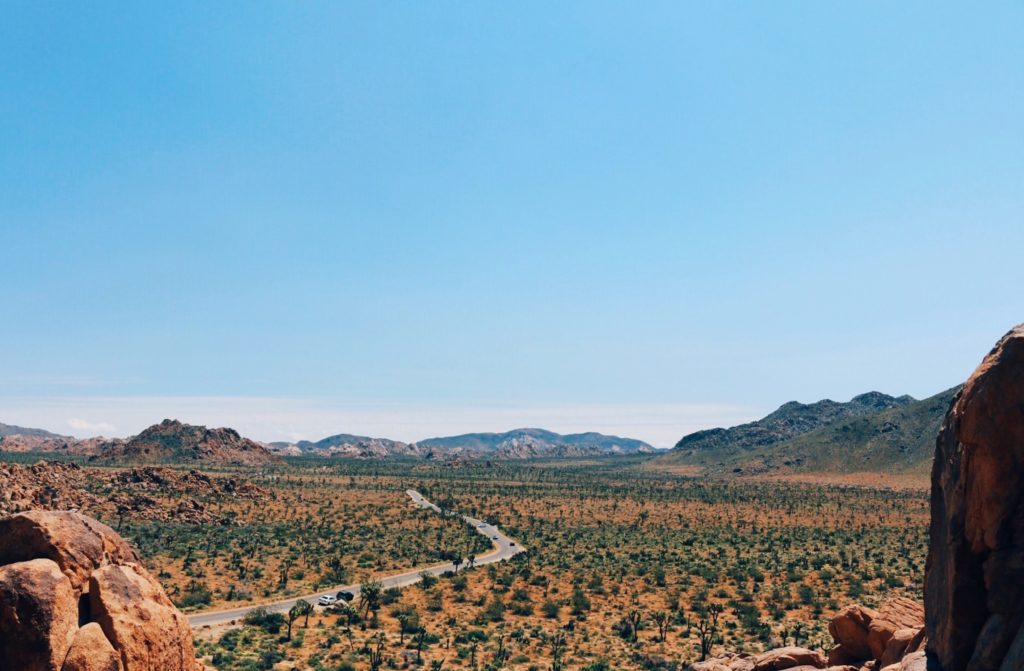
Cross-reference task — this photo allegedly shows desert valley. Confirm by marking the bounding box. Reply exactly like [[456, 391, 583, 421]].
[[2, 326, 1022, 671]]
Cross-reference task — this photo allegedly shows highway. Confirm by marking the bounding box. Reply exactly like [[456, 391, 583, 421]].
[[188, 489, 525, 629]]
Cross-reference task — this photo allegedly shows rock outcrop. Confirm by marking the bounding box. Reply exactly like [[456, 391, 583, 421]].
[[91, 419, 281, 466], [0, 510, 201, 671], [826, 597, 925, 670], [926, 324, 1024, 671], [693, 598, 925, 671], [0, 558, 78, 671]]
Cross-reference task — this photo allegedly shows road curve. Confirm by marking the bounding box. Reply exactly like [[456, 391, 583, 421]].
[[188, 489, 525, 629]]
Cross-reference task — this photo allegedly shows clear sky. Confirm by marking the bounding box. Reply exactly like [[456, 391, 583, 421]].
[[2, 3, 1022, 447]]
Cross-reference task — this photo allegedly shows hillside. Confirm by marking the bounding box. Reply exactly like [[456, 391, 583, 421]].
[[92, 419, 281, 466], [269, 433, 427, 458], [0, 422, 67, 439], [674, 391, 914, 454], [418, 428, 655, 458], [657, 388, 958, 475], [0, 422, 113, 455]]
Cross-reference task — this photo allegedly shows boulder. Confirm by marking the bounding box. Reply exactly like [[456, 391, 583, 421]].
[[877, 598, 925, 631], [829, 645, 865, 667], [61, 622, 123, 671], [0, 511, 139, 590], [752, 646, 827, 671], [879, 629, 919, 669], [0, 558, 78, 671], [89, 563, 198, 671], [896, 651, 926, 671], [0, 510, 199, 671], [830, 605, 880, 661], [926, 324, 1024, 671]]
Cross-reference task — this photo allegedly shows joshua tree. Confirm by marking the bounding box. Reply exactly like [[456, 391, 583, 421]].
[[627, 609, 642, 643], [368, 634, 385, 671], [694, 604, 723, 661], [359, 579, 383, 617], [396, 611, 410, 645], [653, 610, 670, 642], [286, 603, 302, 641], [297, 598, 313, 628], [550, 632, 567, 671]]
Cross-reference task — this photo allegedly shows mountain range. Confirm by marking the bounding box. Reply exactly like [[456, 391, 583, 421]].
[[1, 386, 959, 472], [655, 387, 959, 475], [268, 428, 655, 459]]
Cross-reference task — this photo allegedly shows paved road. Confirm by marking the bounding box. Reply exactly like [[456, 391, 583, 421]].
[[188, 489, 525, 629]]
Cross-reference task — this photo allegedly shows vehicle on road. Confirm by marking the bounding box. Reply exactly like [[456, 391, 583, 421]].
[[491, 535, 498, 540], [318, 595, 336, 606], [337, 591, 354, 602]]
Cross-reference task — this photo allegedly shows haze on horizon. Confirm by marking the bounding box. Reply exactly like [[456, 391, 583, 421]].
[[1, 3, 1022, 447]]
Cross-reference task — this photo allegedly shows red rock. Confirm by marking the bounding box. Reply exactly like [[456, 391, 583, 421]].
[[868, 620, 901, 661], [0, 558, 78, 671], [879, 628, 918, 669], [896, 651, 925, 671], [752, 646, 827, 671], [89, 563, 199, 671], [61, 622, 123, 671], [926, 324, 1024, 671], [876, 598, 924, 631], [829, 606, 879, 661], [905, 628, 925, 655], [0, 510, 139, 590]]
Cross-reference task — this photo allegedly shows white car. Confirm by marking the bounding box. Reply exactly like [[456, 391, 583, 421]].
[[318, 595, 337, 606]]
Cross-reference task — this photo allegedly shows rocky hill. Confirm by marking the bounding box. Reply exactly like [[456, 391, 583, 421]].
[[269, 428, 656, 460], [655, 390, 955, 475], [91, 419, 281, 466], [269, 433, 428, 458], [676, 391, 914, 452], [0, 421, 67, 439], [417, 428, 656, 458]]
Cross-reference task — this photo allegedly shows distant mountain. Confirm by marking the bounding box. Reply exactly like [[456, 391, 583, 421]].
[[268, 434, 427, 459], [418, 428, 656, 459], [92, 419, 281, 466], [268, 428, 656, 460], [0, 422, 87, 454], [656, 389, 957, 475], [0, 422, 67, 439], [674, 391, 914, 453]]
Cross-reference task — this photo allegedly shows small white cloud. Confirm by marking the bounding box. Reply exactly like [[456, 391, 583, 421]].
[[67, 418, 117, 435]]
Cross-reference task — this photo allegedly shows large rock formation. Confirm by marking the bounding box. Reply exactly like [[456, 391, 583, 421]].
[[926, 324, 1024, 671], [91, 419, 281, 466], [0, 510, 201, 671]]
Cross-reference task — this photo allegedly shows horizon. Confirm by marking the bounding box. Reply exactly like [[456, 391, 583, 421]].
[[2, 4, 1022, 448], [0, 382, 963, 448]]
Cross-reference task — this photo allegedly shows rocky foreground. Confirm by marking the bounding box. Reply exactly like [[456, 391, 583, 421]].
[[0, 510, 200, 671]]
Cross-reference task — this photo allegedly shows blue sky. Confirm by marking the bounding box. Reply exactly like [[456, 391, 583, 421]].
[[1, 2, 1022, 446]]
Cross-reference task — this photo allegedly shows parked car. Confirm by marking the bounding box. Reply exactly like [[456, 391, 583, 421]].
[[318, 595, 337, 606], [337, 590, 355, 602], [491, 535, 498, 540]]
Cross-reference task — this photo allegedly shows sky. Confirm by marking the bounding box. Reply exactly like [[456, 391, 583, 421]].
[[1, 3, 1022, 447]]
